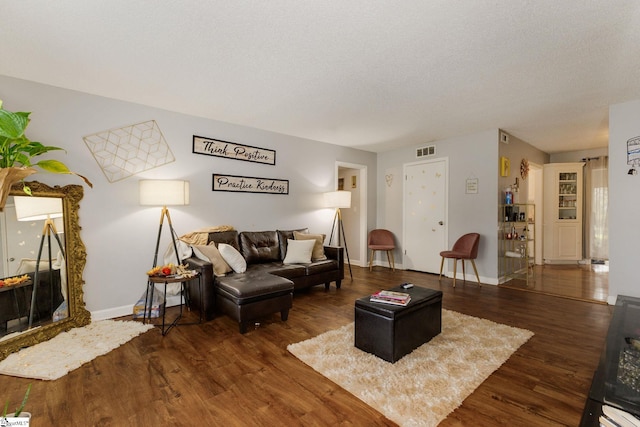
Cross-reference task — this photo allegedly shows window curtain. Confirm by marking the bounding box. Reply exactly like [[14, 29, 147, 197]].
[[584, 156, 609, 261]]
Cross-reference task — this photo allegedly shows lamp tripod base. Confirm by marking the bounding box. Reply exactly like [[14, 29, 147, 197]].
[[329, 208, 352, 280]]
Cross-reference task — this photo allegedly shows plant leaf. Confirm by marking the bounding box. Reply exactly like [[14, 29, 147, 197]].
[[0, 109, 29, 139], [34, 160, 94, 187], [72, 172, 94, 188], [24, 141, 65, 157], [13, 152, 32, 167], [35, 159, 71, 174], [14, 383, 31, 417]]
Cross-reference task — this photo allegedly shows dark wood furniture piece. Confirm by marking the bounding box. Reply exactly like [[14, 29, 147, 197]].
[[355, 285, 442, 363], [581, 295, 640, 426], [0, 280, 32, 332], [0, 269, 63, 333]]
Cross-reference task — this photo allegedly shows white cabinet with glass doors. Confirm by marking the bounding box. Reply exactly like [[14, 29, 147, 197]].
[[543, 163, 584, 262]]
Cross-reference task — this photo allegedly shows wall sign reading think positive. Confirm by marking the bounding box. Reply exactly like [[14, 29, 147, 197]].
[[213, 174, 289, 195], [193, 135, 276, 165]]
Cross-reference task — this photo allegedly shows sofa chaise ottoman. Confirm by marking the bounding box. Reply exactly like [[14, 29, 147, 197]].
[[184, 228, 344, 332]]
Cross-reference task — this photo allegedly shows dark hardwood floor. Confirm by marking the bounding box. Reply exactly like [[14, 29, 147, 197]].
[[499, 263, 609, 304], [0, 266, 612, 426]]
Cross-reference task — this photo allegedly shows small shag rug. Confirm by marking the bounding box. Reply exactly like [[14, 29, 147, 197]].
[[287, 310, 533, 427], [0, 320, 154, 380]]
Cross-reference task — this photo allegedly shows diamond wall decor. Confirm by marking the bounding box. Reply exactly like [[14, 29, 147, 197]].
[[83, 120, 175, 182]]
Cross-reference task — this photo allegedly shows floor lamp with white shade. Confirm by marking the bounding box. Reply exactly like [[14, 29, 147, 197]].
[[325, 190, 352, 280], [139, 180, 190, 268], [13, 195, 65, 329]]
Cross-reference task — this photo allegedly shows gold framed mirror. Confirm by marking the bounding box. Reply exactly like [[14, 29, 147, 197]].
[[0, 181, 90, 361]]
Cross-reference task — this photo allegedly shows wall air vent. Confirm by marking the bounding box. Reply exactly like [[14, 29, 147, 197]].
[[500, 132, 510, 144], [416, 145, 436, 158]]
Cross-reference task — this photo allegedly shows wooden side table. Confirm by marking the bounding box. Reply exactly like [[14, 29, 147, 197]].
[[143, 273, 202, 336]]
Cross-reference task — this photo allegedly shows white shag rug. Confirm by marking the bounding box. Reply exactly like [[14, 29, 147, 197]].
[[0, 320, 154, 380], [287, 309, 533, 427]]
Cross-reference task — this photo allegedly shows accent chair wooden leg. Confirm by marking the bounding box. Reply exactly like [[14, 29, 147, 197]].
[[452, 259, 457, 288], [439, 256, 445, 280], [390, 250, 395, 272], [369, 250, 375, 271], [471, 259, 481, 286], [462, 259, 466, 283]]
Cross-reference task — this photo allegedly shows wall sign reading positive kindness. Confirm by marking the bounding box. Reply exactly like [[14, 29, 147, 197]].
[[193, 135, 276, 165], [213, 174, 289, 195]]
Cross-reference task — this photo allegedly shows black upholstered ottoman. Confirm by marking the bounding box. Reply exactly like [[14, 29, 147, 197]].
[[355, 285, 442, 363], [216, 270, 294, 334]]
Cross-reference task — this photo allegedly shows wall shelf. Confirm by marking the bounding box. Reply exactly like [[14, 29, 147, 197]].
[[499, 203, 536, 286]]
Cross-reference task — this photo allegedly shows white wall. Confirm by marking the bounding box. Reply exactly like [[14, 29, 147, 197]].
[[0, 75, 377, 318], [498, 132, 549, 205], [377, 130, 499, 282], [608, 99, 640, 303]]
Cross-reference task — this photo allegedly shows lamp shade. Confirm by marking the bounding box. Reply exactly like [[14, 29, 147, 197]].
[[14, 196, 63, 221], [324, 190, 351, 209], [139, 180, 190, 206]]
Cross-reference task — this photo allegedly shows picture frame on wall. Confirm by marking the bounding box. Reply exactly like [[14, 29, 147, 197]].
[[212, 174, 289, 195], [466, 178, 479, 194], [500, 156, 510, 177], [193, 135, 276, 165]]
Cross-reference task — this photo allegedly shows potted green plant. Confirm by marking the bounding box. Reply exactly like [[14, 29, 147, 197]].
[[0, 99, 92, 209], [2, 383, 31, 420]]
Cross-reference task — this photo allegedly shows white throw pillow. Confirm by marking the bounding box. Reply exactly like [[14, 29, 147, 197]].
[[283, 239, 315, 264], [218, 243, 247, 273], [16, 258, 53, 274]]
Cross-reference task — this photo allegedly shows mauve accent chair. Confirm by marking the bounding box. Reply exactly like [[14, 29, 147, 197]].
[[439, 233, 481, 287], [368, 229, 396, 272]]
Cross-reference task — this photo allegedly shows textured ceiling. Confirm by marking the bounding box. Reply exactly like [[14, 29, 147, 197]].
[[2, 1, 640, 153]]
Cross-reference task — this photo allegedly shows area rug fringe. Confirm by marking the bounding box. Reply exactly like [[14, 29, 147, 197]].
[[287, 309, 533, 427], [0, 320, 154, 380]]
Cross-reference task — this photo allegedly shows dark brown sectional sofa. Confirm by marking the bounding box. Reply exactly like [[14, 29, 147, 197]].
[[185, 228, 344, 332]]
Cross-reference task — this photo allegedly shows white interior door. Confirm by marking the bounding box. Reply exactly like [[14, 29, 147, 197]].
[[403, 159, 448, 273]]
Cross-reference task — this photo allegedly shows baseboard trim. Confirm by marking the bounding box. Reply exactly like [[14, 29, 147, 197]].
[[91, 295, 182, 321]]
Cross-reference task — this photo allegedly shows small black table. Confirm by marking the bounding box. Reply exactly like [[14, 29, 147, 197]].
[[355, 285, 442, 363], [143, 273, 202, 336], [580, 295, 640, 426]]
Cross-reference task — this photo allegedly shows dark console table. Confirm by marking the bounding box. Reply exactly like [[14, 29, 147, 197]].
[[0, 269, 63, 332], [580, 295, 640, 426]]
